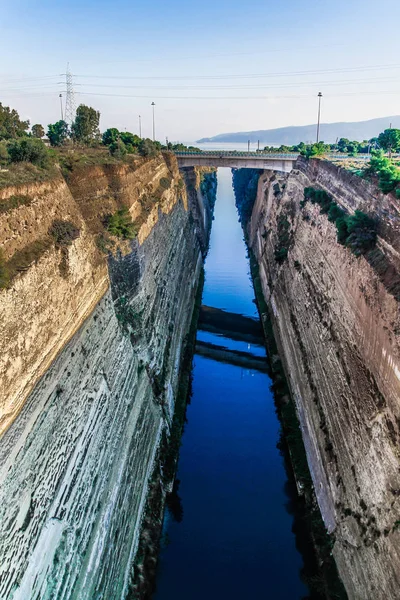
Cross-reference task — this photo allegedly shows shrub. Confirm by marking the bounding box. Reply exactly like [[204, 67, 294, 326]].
[[7, 137, 52, 168], [104, 207, 136, 239], [396, 188, 400, 199], [159, 177, 171, 190], [335, 216, 349, 244], [363, 151, 400, 194], [0, 141, 8, 165], [0, 249, 9, 288], [49, 220, 80, 246], [138, 138, 159, 158], [327, 203, 346, 222], [301, 187, 377, 255], [109, 139, 127, 158], [96, 233, 115, 254], [345, 210, 377, 255]]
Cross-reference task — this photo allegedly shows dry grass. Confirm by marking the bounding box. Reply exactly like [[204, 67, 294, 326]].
[[3, 237, 53, 287], [0, 194, 33, 214], [0, 162, 59, 189]]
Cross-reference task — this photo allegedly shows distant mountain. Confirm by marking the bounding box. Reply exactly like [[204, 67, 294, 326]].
[[197, 116, 400, 145]]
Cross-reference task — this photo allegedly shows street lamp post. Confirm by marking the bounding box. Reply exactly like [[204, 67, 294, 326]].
[[151, 102, 156, 141], [59, 94, 64, 121], [316, 92, 323, 143], [139, 115, 142, 138]]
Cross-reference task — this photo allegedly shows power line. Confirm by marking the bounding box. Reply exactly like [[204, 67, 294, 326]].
[[64, 75, 397, 91], [75, 88, 400, 101], [70, 63, 400, 81]]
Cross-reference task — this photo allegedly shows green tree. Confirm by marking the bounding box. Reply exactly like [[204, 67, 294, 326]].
[[347, 141, 359, 156], [120, 132, 140, 147], [109, 138, 127, 158], [102, 127, 120, 146], [31, 124, 45, 139], [300, 142, 328, 159], [71, 104, 100, 144], [138, 138, 159, 158], [337, 138, 350, 152], [47, 120, 69, 147], [0, 103, 29, 140], [377, 129, 400, 153], [7, 137, 52, 168], [105, 207, 136, 239]]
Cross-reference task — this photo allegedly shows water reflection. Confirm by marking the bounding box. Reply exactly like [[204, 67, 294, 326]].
[[154, 169, 311, 599]]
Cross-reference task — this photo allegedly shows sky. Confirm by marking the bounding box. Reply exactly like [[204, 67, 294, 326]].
[[1, 0, 400, 142]]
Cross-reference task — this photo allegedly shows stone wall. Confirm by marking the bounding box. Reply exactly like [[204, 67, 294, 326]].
[[246, 159, 400, 599]]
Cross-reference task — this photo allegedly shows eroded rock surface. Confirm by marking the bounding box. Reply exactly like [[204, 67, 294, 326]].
[[245, 158, 400, 599], [0, 155, 215, 598]]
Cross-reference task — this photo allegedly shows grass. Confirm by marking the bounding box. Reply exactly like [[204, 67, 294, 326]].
[[0, 194, 33, 214], [0, 162, 59, 189]]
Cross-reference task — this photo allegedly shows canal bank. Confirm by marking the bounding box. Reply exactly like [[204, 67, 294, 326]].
[[153, 168, 316, 599]]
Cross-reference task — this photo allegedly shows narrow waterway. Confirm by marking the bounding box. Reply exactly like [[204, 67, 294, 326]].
[[154, 168, 310, 599]]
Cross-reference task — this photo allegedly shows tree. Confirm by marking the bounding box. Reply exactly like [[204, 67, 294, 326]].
[[47, 120, 69, 146], [109, 138, 127, 158], [138, 138, 159, 158], [377, 129, 400, 154], [102, 128, 120, 146], [71, 104, 100, 144], [120, 132, 140, 147], [300, 142, 328, 159], [7, 137, 51, 168], [347, 141, 359, 156], [31, 124, 45, 139], [337, 138, 350, 152], [0, 103, 29, 140]]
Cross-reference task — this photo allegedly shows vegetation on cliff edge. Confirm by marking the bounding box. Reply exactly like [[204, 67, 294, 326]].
[[302, 187, 377, 256]]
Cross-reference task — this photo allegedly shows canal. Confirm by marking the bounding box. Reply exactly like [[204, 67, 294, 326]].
[[154, 168, 310, 599]]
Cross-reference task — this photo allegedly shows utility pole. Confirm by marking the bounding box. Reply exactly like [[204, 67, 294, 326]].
[[59, 93, 64, 121], [64, 63, 76, 126], [257, 140, 260, 152], [316, 92, 323, 143], [248, 139, 250, 153], [139, 115, 142, 138], [151, 102, 156, 141]]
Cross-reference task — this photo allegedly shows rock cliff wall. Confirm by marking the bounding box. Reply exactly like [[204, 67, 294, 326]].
[[243, 159, 400, 599], [0, 154, 215, 599]]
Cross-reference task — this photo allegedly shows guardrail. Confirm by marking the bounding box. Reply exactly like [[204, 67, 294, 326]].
[[175, 151, 299, 158], [174, 151, 400, 160]]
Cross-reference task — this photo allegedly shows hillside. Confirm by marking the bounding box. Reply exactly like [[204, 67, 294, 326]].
[[197, 116, 400, 145]]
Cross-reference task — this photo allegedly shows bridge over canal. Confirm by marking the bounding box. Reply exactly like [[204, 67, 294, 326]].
[[175, 150, 299, 172]]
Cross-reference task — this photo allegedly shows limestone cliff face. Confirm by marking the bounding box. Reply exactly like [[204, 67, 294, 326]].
[[0, 155, 215, 599], [0, 154, 188, 435], [246, 159, 400, 599]]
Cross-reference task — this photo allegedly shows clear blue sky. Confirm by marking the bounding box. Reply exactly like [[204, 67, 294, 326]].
[[1, 0, 400, 141]]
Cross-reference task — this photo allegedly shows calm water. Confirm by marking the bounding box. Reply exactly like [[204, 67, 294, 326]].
[[154, 168, 309, 599]]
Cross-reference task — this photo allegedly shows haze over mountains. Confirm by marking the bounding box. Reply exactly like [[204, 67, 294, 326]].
[[197, 116, 400, 145]]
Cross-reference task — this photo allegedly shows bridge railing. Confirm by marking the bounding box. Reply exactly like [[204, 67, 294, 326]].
[[175, 151, 400, 160], [174, 151, 299, 158]]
